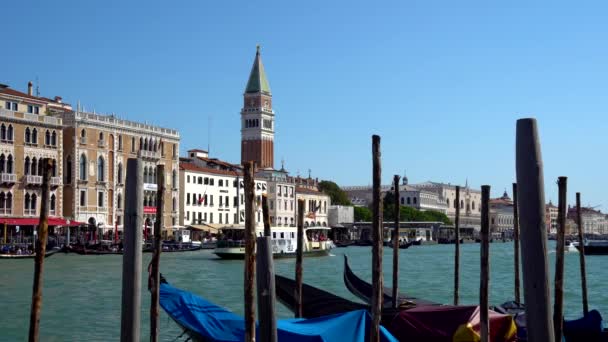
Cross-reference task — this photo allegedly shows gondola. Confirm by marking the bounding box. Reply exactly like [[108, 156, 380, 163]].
[[398, 241, 414, 249], [343, 255, 438, 308], [143, 244, 202, 253], [274, 274, 401, 326], [0, 249, 60, 259], [335, 241, 355, 248]]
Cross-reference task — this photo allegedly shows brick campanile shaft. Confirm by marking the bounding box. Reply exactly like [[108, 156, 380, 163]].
[[241, 45, 274, 169]]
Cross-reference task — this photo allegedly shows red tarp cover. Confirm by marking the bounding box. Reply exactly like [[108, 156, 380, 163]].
[[389, 305, 516, 342]]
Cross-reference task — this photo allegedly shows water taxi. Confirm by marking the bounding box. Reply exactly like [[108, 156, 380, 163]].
[[213, 225, 332, 259]]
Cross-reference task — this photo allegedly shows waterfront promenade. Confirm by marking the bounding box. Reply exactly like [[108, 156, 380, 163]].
[[1, 241, 605, 341]]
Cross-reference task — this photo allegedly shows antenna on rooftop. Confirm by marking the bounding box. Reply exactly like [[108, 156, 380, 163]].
[[35, 76, 40, 97], [207, 115, 212, 155]]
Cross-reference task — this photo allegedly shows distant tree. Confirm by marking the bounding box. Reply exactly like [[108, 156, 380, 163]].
[[318, 180, 352, 205], [354, 206, 372, 222]]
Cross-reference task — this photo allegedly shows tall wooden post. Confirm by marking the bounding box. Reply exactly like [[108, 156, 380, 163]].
[[371, 135, 383, 342], [28, 158, 51, 342], [515, 118, 555, 342], [576, 193, 588, 315], [554, 177, 567, 342], [150, 164, 165, 342], [262, 194, 271, 237], [120, 158, 143, 342], [454, 185, 461, 306], [392, 175, 400, 309], [243, 161, 256, 342], [512, 183, 521, 303], [295, 198, 305, 318], [256, 237, 277, 342], [480, 185, 491, 342], [258, 195, 277, 342]]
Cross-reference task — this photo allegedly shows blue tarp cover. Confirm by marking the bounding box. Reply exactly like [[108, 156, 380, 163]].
[[160, 282, 398, 342]]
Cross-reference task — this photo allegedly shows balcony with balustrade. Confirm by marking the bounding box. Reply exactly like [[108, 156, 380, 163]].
[[138, 149, 161, 160], [1, 173, 16, 185], [50, 177, 62, 187], [25, 175, 42, 186]]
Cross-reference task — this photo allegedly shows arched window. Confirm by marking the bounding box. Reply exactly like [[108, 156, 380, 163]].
[[37, 159, 43, 177], [31, 158, 38, 176], [50, 194, 56, 212], [172, 197, 176, 211], [118, 135, 123, 150], [144, 138, 148, 151], [66, 156, 72, 183], [32, 128, 37, 144], [45, 130, 51, 145], [0, 154, 4, 173], [460, 200, 464, 209], [172, 170, 177, 188], [413, 197, 417, 204], [99, 132, 104, 141], [7, 125, 13, 141], [446, 198, 450, 207], [472, 201, 475, 210], [24, 157, 31, 175], [25, 128, 31, 143], [143, 167, 148, 184], [400, 197, 404, 205], [139, 137, 143, 150], [97, 156, 105, 181], [0, 192, 5, 210], [131, 137, 135, 152], [0, 124, 5, 140], [407, 197, 411, 205], [52, 159, 57, 177], [6, 192, 11, 213], [81, 129, 86, 138], [31, 194, 37, 210], [79, 154, 87, 180], [6, 155, 13, 173], [51, 131, 57, 146], [117, 162, 123, 184], [117, 193, 122, 209], [24, 193, 30, 212]]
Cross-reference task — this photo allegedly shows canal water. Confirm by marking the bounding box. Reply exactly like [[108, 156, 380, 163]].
[[1, 241, 606, 341]]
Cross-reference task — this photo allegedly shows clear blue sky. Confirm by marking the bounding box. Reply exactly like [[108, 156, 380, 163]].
[[4, 1, 608, 208]]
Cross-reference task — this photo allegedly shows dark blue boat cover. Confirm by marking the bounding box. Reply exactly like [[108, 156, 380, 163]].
[[160, 282, 398, 342]]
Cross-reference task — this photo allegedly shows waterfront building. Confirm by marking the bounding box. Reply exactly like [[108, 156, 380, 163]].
[[295, 185, 330, 227], [546, 201, 558, 234], [489, 190, 514, 233], [0, 83, 69, 228], [241, 46, 274, 169], [256, 168, 296, 227], [410, 181, 481, 228], [328, 205, 354, 227], [567, 206, 608, 235], [179, 149, 267, 229], [58, 109, 180, 238]]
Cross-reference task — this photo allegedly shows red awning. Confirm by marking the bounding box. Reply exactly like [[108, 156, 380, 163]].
[[0, 217, 85, 227]]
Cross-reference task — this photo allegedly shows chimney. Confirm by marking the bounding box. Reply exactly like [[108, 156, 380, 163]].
[[54, 96, 62, 104], [27, 81, 33, 96]]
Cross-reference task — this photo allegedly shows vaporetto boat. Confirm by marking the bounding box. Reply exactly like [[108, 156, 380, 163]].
[[213, 225, 333, 259]]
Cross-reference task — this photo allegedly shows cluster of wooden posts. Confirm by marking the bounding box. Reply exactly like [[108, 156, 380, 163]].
[[25, 118, 591, 342]]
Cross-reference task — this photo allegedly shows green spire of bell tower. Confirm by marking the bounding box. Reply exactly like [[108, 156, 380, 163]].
[[245, 45, 271, 94]]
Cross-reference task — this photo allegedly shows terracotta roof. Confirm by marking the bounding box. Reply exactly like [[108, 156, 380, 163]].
[[180, 162, 242, 177], [296, 187, 323, 195], [0, 85, 70, 107], [196, 156, 240, 169]]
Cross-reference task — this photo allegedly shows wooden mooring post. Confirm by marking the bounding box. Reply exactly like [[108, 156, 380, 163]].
[[392, 175, 400, 309], [371, 135, 383, 342], [554, 177, 567, 342], [480, 185, 491, 342], [150, 164, 165, 342], [295, 198, 305, 318], [28, 158, 51, 342], [121, 158, 144, 342], [515, 118, 555, 342], [243, 161, 256, 342], [512, 183, 521, 303], [257, 194, 277, 342], [576, 193, 589, 315], [454, 185, 461, 306]]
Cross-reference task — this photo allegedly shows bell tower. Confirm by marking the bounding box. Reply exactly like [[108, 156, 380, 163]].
[[241, 45, 274, 169]]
